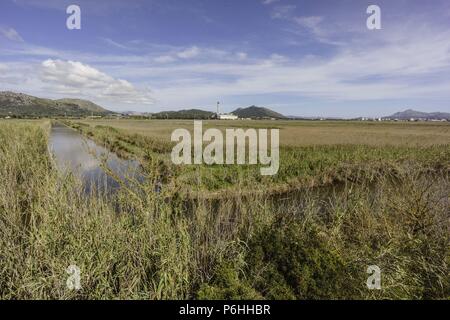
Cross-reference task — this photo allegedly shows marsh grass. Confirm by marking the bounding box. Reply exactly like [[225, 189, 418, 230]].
[[0, 121, 448, 299], [75, 119, 450, 147], [67, 120, 449, 193]]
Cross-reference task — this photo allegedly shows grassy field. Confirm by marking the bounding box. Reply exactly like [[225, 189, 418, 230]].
[[0, 119, 449, 299], [76, 119, 450, 146], [67, 119, 450, 193]]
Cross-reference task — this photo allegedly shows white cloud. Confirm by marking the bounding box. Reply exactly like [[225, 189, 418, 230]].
[[236, 52, 248, 60], [7, 23, 445, 110], [262, 0, 279, 5], [268, 53, 286, 62], [154, 55, 177, 63], [177, 46, 200, 59], [294, 16, 324, 35], [40, 59, 154, 104], [271, 5, 296, 19], [101, 38, 130, 50], [150, 46, 201, 64], [0, 27, 24, 42], [106, 26, 450, 109]]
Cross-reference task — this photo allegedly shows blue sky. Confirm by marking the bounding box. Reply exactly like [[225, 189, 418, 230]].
[[0, 0, 449, 117]]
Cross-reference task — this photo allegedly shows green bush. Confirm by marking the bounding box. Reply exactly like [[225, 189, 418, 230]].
[[198, 220, 360, 300], [246, 221, 359, 299], [197, 262, 261, 300]]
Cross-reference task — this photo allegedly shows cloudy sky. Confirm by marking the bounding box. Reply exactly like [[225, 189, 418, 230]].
[[0, 0, 449, 117]]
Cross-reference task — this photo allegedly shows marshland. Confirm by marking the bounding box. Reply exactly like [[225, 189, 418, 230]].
[[0, 119, 448, 299]]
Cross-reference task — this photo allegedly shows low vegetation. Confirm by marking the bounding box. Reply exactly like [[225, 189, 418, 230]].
[[0, 120, 448, 299], [152, 109, 214, 119], [67, 120, 450, 194]]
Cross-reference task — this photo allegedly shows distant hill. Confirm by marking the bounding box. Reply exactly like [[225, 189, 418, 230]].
[[152, 109, 214, 119], [56, 98, 108, 114], [0, 91, 112, 117], [151, 106, 286, 120], [232, 106, 285, 119], [386, 109, 450, 120]]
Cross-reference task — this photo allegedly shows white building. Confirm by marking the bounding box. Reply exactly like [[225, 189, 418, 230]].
[[217, 113, 238, 120], [215, 101, 239, 120]]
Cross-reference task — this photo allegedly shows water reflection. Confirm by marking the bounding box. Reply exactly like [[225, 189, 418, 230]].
[[49, 123, 144, 195]]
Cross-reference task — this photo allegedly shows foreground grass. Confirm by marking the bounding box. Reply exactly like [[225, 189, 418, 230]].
[[0, 121, 448, 299]]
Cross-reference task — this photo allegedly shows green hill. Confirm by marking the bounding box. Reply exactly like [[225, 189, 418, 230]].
[[0, 91, 112, 117], [232, 106, 285, 119], [151, 106, 285, 120], [56, 98, 109, 114]]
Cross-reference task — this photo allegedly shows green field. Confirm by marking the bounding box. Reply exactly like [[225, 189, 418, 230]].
[[0, 119, 449, 299], [67, 119, 450, 193], [75, 119, 450, 146]]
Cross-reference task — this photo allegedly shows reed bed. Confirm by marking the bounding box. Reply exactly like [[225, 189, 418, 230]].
[[0, 121, 448, 299]]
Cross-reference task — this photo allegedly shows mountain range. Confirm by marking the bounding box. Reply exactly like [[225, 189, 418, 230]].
[[1, 91, 449, 120], [386, 109, 450, 120], [0, 91, 111, 117], [150, 105, 286, 119]]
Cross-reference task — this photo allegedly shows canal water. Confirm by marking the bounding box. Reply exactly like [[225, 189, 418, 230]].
[[49, 123, 144, 195]]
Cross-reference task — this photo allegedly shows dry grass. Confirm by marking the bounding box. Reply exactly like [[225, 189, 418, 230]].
[[67, 119, 450, 194], [77, 119, 450, 147], [0, 121, 448, 300]]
